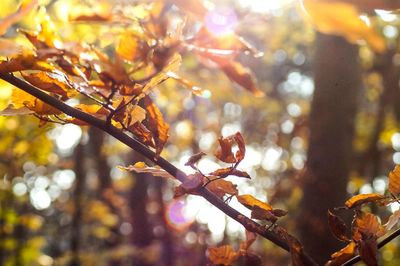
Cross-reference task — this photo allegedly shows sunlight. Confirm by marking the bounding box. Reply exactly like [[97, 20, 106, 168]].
[[238, 0, 295, 13]]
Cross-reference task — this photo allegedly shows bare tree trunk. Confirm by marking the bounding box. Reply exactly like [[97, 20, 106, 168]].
[[299, 33, 361, 264], [70, 143, 85, 266]]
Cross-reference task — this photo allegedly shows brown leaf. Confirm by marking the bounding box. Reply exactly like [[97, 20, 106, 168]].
[[271, 209, 288, 217], [181, 172, 204, 192], [328, 210, 350, 242], [0, 0, 38, 36], [143, 96, 169, 156], [236, 194, 272, 211], [0, 52, 54, 73], [215, 132, 246, 164], [384, 210, 400, 231], [117, 161, 175, 179], [353, 212, 386, 240], [219, 60, 264, 97], [344, 193, 385, 209], [206, 179, 238, 198], [326, 241, 357, 266], [207, 245, 239, 266], [185, 152, 206, 168], [209, 167, 251, 179], [389, 165, 400, 195], [251, 205, 277, 223]]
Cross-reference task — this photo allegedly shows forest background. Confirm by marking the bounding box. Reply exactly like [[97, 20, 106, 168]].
[[1, 0, 400, 265]]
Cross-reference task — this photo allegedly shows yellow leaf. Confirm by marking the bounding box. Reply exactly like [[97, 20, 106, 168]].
[[344, 193, 385, 208], [302, 0, 385, 52], [116, 31, 140, 61], [236, 194, 272, 211], [326, 241, 357, 266], [11, 88, 61, 115], [389, 165, 400, 195]]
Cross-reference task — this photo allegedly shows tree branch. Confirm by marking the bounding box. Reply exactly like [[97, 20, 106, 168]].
[[0, 72, 317, 266], [342, 227, 400, 266]]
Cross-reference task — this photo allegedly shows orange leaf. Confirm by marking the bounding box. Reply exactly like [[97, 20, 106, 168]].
[[207, 245, 239, 266], [10, 88, 61, 115], [328, 210, 349, 242], [389, 165, 400, 195], [206, 179, 238, 198], [344, 193, 385, 209], [326, 241, 357, 266], [236, 194, 272, 211], [353, 212, 386, 240], [22, 71, 76, 98], [143, 96, 169, 156], [116, 31, 149, 62], [0, 52, 54, 73]]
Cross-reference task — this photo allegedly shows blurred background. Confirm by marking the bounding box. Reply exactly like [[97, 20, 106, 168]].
[[0, 0, 400, 265]]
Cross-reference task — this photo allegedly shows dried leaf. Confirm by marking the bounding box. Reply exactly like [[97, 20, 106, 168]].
[[167, 71, 204, 96], [354, 212, 386, 239], [357, 237, 378, 266], [271, 209, 288, 217], [116, 31, 149, 62], [385, 210, 400, 231], [215, 132, 246, 164], [302, 0, 385, 53], [10, 88, 61, 115], [22, 71, 76, 98], [326, 241, 357, 266], [344, 193, 385, 209], [0, 52, 54, 72], [251, 206, 277, 223], [389, 165, 400, 195], [185, 151, 206, 168], [217, 60, 264, 97], [236, 194, 272, 211], [207, 245, 239, 266], [181, 172, 203, 191], [206, 179, 238, 198], [328, 210, 350, 242], [209, 167, 251, 179], [117, 161, 175, 179], [143, 96, 169, 156]]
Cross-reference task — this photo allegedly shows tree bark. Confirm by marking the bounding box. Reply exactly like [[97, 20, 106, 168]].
[[299, 33, 361, 264]]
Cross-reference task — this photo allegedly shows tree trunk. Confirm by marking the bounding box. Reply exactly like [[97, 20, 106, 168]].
[[299, 33, 361, 264]]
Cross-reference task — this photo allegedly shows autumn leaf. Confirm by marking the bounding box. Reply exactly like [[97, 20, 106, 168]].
[[209, 167, 251, 179], [328, 210, 350, 242], [236, 194, 272, 211], [207, 245, 239, 266], [388, 165, 400, 195], [167, 71, 205, 96], [206, 179, 238, 198], [215, 132, 246, 164], [143, 96, 169, 156], [0, 52, 54, 73], [185, 151, 206, 168], [174, 172, 204, 197], [22, 71, 76, 98], [239, 230, 257, 253], [353, 212, 386, 240], [344, 193, 385, 209], [116, 30, 149, 62], [219, 60, 264, 97], [117, 161, 175, 179], [301, 0, 385, 53], [326, 241, 357, 266], [251, 205, 278, 223], [10, 88, 61, 115]]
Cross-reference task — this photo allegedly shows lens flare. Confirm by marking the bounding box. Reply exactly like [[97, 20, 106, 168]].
[[165, 199, 194, 231], [205, 8, 237, 35]]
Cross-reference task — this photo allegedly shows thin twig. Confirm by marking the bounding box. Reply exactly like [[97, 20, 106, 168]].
[[0, 72, 318, 266]]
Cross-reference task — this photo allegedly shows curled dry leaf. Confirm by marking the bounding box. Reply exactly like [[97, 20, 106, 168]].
[[388, 165, 400, 195], [22, 71, 76, 98], [236, 194, 272, 211], [117, 161, 175, 180], [353, 212, 386, 240], [344, 193, 385, 209], [215, 132, 246, 164], [327, 210, 349, 242], [174, 172, 204, 197], [207, 245, 239, 266], [251, 205, 277, 223], [325, 241, 357, 266]]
